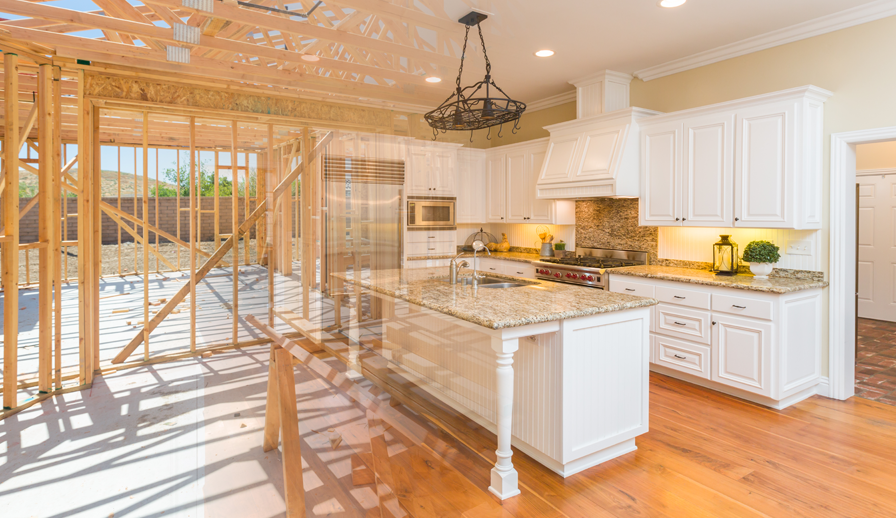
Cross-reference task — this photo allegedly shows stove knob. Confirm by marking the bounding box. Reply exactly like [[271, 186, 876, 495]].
[[586, 275, 593, 281], [541, 269, 549, 275], [554, 273, 561, 278], [565, 273, 571, 278], [571, 274, 578, 279]]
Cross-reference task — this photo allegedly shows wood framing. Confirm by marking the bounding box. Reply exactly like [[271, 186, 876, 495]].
[[2, 52, 21, 409]]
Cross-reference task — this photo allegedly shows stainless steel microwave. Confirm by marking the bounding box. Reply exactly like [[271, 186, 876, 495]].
[[407, 198, 455, 228]]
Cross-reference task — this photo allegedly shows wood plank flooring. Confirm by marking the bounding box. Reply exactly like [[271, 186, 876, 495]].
[[284, 329, 896, 518]]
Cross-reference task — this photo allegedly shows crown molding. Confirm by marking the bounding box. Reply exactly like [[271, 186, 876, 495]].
[[634, 0, 896, 82], [525, 90, 577, 113]]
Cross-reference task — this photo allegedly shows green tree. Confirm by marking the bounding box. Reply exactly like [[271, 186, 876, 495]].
[[150, 159, 259, 197]]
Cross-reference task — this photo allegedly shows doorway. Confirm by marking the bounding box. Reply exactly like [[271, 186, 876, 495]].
[[854, 141, 896, 403]]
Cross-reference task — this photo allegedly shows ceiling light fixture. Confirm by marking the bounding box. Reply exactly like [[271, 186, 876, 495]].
[[535, 49, 554, 57], [425, 11, 525, 141], [301, 54, 320, 62], [659, 0, 686, 7], [425, 76, 442, 83]]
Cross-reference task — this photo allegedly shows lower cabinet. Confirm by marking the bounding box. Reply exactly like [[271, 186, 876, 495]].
[[475, 257, 536, 279], [609, 274, 821, 409], [712, 314, 772, 397]]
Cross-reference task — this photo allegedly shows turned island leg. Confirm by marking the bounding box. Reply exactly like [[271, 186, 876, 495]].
[[489, 336, 521, 500]]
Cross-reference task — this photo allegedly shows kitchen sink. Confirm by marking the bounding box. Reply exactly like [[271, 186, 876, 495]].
[[441, 276, 529, 288]]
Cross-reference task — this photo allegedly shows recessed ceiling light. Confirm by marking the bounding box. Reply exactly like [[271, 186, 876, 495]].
[[535, 49, 554, 57], [659, 0, 686, 7], [425, 76, 442, 83], [301, 54, 320, 62]]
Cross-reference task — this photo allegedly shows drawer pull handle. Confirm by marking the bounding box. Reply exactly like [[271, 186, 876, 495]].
[[673, 354, 687, 360], [732, 304, 746, 309], [673, 295, 686, 299], [429, 248, 435, 250], [625, 288, 636, 292], [673, 321, 687, 326]]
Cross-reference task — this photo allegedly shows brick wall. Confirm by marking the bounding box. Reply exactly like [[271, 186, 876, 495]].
[[12, 197, 294, 244]]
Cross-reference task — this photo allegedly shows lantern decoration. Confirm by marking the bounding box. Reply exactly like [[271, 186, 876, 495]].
[[712, 235, 739, 276]]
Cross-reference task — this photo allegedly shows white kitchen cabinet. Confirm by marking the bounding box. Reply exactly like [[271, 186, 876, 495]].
[[456, 148, 487, 224], [473, 257, 536, 279], [641, 121, 681, 226], [712, 314, 772, 397], [406, 141, 459, 197], [487, 139, 575, 225], [486, 155, 506, 223], [683, 112, 734, 226], [608, 274, 822, 409], [639, 86, 830, 229]]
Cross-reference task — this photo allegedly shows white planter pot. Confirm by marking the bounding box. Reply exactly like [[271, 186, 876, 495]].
[[749, 262, 774, 279]]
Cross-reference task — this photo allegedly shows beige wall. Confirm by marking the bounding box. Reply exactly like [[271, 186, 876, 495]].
[[486, 101, 577, 147], [630, 14, 896, 376], [485, 15, 896, 377], [857, 140, 896, 170]]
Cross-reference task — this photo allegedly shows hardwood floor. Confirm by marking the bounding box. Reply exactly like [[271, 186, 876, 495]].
[[856, 317, 896, 404], [287, 330, 896, 518]]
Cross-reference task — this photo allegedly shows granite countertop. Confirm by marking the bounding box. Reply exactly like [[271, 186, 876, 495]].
[[406, 251, 542, 263], [332, 267, 656, 330], [610, 265, 828, 294]]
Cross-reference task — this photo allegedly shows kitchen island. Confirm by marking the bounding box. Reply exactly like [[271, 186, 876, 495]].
[[332, 267, 657, 499]]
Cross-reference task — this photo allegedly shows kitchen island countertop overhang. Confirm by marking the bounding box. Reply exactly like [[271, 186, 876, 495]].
[[329, 267, 657, 498]]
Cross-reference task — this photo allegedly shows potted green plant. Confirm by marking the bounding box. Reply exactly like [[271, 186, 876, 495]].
[[741, 240, 781, 279]]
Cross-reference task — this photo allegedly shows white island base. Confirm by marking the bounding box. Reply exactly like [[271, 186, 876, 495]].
[[344, 293, 651, 495]]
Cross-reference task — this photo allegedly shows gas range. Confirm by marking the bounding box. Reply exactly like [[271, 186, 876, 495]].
[[532, 248, 649, 289]]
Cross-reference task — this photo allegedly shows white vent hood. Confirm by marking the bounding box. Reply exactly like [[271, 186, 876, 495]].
[[536, 71, 660, 199]]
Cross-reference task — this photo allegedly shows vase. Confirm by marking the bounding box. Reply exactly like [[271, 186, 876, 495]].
[[749, 262, 774, 279]]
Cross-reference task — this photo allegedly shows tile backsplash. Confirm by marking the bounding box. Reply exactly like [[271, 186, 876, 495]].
[[575, 199, 659, 263]]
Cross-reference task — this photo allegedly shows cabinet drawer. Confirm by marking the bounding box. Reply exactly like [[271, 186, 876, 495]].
[[655, 285, 711, 310], [610, 278, 656, 298], [655, 335, 711, 379], [656, 303, 711, 344], [712, 293, 773, 321], [502, 262, 535, 278], [407, 230, 455, 243], [477, 258, 503, 274], [407, 241, 454, 256]]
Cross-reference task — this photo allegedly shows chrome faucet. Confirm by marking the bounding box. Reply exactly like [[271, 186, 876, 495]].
[[449, 251, 470, 285], [471, 240, 491, 287]]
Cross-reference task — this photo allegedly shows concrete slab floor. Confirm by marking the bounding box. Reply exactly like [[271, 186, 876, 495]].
[[0, 346, 292, 518]]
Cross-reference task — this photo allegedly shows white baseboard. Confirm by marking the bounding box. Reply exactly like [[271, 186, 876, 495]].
[[815, 376, 831, 398]]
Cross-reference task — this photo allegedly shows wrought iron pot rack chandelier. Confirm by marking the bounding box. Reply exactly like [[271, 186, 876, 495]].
[[424, 12, 526, 141]]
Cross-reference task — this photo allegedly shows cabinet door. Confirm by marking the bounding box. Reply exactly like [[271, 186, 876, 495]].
[[682, 113, 734, 226], [431, 150, 457, 197], [486, 155, 506, 222], [734, 101, 795, 228], [455, 150, 486, 224], [712, 314, 772, 396], [505, 151, 530, 223], [406, 145, 431, 196], [640, 122, 681, 226], [528, 147, 555, 223]]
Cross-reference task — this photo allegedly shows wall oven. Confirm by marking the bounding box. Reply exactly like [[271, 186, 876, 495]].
[[407, 197, 455, 229]]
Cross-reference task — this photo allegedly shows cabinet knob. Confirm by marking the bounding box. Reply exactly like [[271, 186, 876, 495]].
[[675, 217, 680, 221], [734, 217, 739, 222], [682, 218, 686, 221], [712, 321, 717, 325]]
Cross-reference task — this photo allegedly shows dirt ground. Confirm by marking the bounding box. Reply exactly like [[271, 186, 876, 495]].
[[8, 237, 298, 285]]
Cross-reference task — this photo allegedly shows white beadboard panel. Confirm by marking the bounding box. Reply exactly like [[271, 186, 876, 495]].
[[460, 223, 575, 250], [563, 311, 648, 461], [381, 301, 563, 462], [658, 227, 820, 270]]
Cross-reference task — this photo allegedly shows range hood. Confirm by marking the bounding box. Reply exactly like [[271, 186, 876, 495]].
[[536, 71, 660, 199]]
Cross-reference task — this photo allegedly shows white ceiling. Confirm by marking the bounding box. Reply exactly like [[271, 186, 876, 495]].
[[437, 0, 881, 103]]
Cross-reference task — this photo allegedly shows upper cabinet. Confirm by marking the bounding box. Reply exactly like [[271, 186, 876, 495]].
[[639, 86, 831, 229], [536, 108, 660, 199], [406, 141, 460, 197], [488, 139, 575, 225], [456, 148, 487, 224]]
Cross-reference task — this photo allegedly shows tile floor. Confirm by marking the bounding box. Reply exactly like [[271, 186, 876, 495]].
[[855, 317, 896, 405]]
